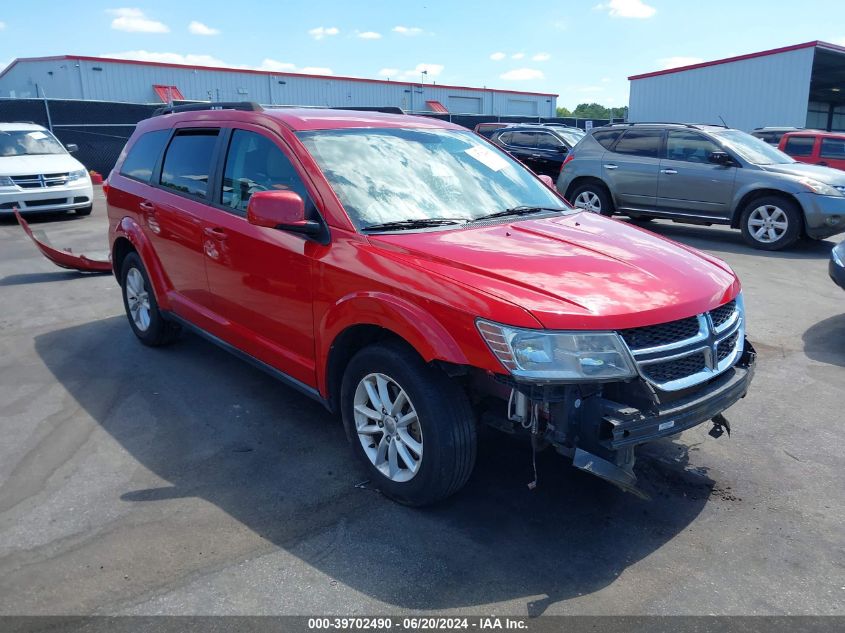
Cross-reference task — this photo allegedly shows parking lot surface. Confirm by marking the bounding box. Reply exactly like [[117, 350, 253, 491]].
[[0, 194, 843, 616]]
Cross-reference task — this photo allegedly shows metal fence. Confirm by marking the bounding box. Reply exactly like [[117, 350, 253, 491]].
[[0, 98, 623, 175]]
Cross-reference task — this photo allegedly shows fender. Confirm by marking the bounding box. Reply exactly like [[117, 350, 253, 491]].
[[113, 216, 174, 310], [316, 291, 472, 395]]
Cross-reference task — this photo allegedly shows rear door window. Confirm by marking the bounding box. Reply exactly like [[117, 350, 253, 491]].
[[159, 129, 220, 198], [820, 138, 845, 159], [592, 129, 623, 149], [220, 129, 310, 213], [507, 131, 538, 148], [612, 129, 663, 158], [536, 132, 565, 151], [120, 130, 169, 182], [784, 135, 815, 157]]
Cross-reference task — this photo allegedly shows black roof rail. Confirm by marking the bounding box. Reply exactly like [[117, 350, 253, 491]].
[[153, 101, 263, 116], [609, 121, 728, 129]]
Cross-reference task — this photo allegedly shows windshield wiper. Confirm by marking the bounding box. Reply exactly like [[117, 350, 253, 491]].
[[474, 206, 563, 221], [361, 217, 468, 232]]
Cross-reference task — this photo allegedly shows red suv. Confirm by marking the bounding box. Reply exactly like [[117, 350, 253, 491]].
[[779, 131, 845, 171], [106, 103, 755, 505]]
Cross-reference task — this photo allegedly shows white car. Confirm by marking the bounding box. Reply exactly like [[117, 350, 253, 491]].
[[0, 123, 94, 216]]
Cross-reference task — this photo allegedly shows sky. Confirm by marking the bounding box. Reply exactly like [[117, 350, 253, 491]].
[[1, 0, 845, 109]]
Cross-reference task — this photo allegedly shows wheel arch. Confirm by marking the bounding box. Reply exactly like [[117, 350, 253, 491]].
[[565, 176, 615, 209], [731, 188, 805, 233], [112, 217, 173, 309]]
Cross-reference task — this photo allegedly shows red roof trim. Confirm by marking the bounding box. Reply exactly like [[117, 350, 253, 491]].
[[628, 40, 845, 81], [0, 55, 558, 97]]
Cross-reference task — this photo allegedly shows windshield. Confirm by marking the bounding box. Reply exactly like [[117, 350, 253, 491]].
[[715, 129, 795, 165], [297, 127, 569, 230], [0, 129, 67, 157]]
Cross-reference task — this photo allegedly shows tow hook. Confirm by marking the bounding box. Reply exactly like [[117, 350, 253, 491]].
[[709, 413, 731, 439]]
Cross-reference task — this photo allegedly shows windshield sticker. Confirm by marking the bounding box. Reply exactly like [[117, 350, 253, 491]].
[[28, 131, 49, 140], [465, 145, 509, 172]]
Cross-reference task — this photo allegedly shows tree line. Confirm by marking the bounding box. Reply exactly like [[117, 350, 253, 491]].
[[556, 103, 627, 120]]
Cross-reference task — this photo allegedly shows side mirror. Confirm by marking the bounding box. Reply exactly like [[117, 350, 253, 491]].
[[246, 190, 322, 237], [539, 174, 555, 188], [708, 151, 734, 166], [65, 143, 78, 153]]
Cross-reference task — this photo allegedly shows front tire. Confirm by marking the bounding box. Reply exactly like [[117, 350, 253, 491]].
[[340, 341, 476, 506], [739, 195, 801, 250], [120, 252, 179, 346], [570, 182, 614, 216]]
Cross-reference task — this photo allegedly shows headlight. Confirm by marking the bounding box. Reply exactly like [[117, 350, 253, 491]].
[[0, 176, 14, 187], [833, 242, 845, 267], [68, 169, 89, 181], [476, 319, 637, 382], [798, 178, 843, 197]]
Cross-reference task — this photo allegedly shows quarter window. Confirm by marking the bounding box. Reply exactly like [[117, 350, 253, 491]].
[[221, 130, 309, 213], [120, 130, 169, 182], [159, 129, 219, 198], [820, 138, 845, 160], [784, 136, 815, 157], [612, 129, 663, 158], [665, 130, 721, 163], [592, 129, 624, 149]]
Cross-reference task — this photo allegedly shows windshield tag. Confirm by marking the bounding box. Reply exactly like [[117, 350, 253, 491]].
[[465, 145, 509, 172], [28, 131, 49, 140]]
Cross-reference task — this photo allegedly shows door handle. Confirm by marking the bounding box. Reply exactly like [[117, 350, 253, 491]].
[[203, 227, 227, 240], [660, 169, 678, 175], [139, 201, 155, 213], [604, 164, 618, 170]]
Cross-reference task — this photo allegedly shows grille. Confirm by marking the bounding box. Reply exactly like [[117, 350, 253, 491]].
[[717, 331, 740, 362], [710, 300, 736, 329], [10, 175, 41, 189], [9, 173, 69, 188], [642, 352, 707, 384], [25, 198, 67, 207], [619, 316, 700, 350]]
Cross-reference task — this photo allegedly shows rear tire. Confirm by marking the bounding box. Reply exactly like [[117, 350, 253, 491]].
[[120, 252, 180, 346], [570, 182, 614, 216], [76, 205, 93, 216], [739, 195, 801, 250], [340, 341, 476, 506]]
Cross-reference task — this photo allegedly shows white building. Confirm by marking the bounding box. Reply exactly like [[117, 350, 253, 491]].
[[0, 55, 557, 117], [628, 41, 845, 131]]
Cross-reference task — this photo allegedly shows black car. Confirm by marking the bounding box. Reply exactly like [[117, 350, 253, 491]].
[[831, 239, 845, 290], [489, 125, 580, 178]]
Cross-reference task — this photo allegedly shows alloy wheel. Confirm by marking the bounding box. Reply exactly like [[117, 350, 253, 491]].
[[125, 267, 151, 332], [574, 190, 602, 213], [353, 372, 423, 482], [747, 205, 788, 244]]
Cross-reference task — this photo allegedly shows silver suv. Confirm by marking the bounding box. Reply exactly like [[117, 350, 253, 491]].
[[557, 123, 845, 250]]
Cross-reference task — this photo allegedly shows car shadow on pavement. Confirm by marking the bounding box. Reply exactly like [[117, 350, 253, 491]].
[[624, 218, 837, 260], [33, 317, 715, 614], [0, 271, 109, 286], [803, 313, 845, 368]]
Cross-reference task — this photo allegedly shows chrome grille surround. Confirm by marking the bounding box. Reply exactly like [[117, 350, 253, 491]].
[[619, 296, 745, 391], [10, 173, 70, 189]]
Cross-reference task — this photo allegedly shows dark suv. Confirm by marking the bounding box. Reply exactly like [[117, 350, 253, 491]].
[[557, 123, 845, 250], [489, 125, 583, 178]]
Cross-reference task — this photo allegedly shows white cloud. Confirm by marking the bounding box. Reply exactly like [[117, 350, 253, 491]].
[[601, 77, 611, 82], [308, 26, 339, 40], [102, 50, 227, 66], [532, 52, 551, 62], [188, 21, 219, 36], [511, 53, 525, 60], [833, 37, 845, 46], [378, 68, 399, 77], [552, 20, 567, 31], [500, 68, 544, 81], [300, 67, 334, 75], [594, 0, 656, 18], [393, 25, 423, 36], [657, 56, 704, 70], [490, 52, 506, 61], [108, 8, 169, 33], [357, 31, 382, 39], [259, 58, 297, 72], [0, 21, 6, 30]]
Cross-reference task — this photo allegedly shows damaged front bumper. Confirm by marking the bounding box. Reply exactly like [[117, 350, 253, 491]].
[[14, 210, 112, 273]]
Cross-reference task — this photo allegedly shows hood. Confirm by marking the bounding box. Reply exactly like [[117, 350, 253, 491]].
[[760, 162, 845, 185], [370, 212, 740, 331], [0, 153, 83, 176]]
